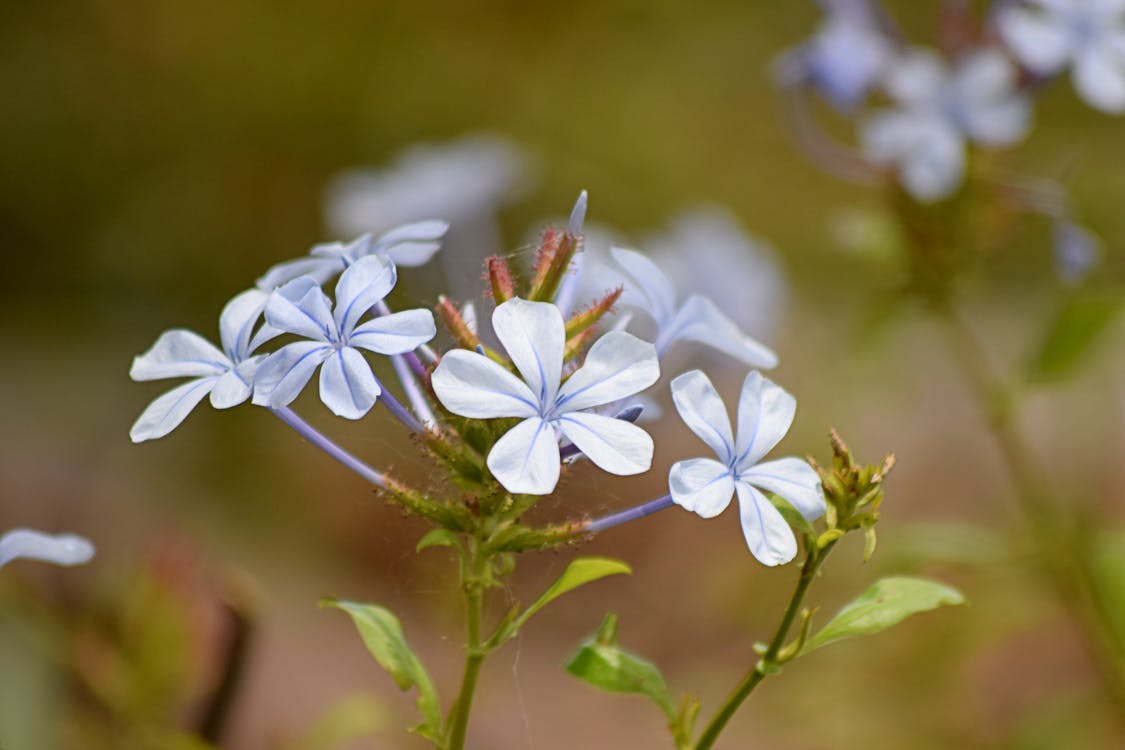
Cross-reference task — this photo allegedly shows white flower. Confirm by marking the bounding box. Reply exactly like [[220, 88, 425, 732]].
[[998, 0, 1125, 114], [432, 298, 660, 495], [862, 49, 1031, 201], [776, 0, 893, 109], [668, 370, 824, 566], [252, 255, 436, 419], [0, 528, 94, 569], [257, 221, 450, 290], [609, 246, 778, 368], [130, 289, 279, 442]]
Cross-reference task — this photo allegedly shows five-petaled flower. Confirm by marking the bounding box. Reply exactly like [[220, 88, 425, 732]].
[[130, 288, 279, 442], [252, 255, 437, 419], [0, 528, 95, 569], [668, 370, 825, 566], [432, 298, 660, 495], [609, 246, 778, 368], [998, 0, 1125, 114], [862, 48, 1031, 201], [256, 220, 449, 290]]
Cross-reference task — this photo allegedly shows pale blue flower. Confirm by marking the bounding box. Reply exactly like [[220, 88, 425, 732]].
[[256, 221, 450, 290], [0, 528, 94, 569], [1054, 219, 1101, 283], [668, 370, 824, 566], [432, 298, 660, 495], [862, 49, 1031, 201], [609, 246, 778, 368], [252, 255, 436, 419], [131, 289, 279, 442], [998, 0, 1125, 114]]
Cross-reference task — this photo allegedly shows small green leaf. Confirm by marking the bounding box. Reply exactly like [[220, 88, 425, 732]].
[[1027, 295, 1122, 383], [321, 600, 442, 734], [515, 557, 631, 629], [416, 528, 459, 553], [565, 614, 674, 720], [801, 576, 965, 654]]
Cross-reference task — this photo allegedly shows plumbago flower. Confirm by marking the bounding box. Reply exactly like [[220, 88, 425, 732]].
[[0, 528, 94, 569], [432, 298, 659, 494], [252, 255, 436, 419], [862, 48, 1031, 201], [998, 0, 1125, 114], [257, 220, 450, 290], [669, 370, 824, 565], [609, 246, 778, 368], [131, 289, 279, 442]]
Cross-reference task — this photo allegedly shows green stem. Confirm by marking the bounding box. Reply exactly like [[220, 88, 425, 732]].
[[936, 306, 1125, 719], [447, 545, 487, 750], [693, 542, 834, 750]]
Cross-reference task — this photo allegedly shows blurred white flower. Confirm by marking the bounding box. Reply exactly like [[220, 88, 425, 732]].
[[432, 298, 659, 495], [324, 134, 529, 299], [998, 0, 1125, 114], [1053, 219, 1101, 284], [776, 0, 894, 108], [252, 255, 436, 419], [668, 370, 824, 566], [0, 528, 94, 569], [131, 289, 279, 442], [862, 49, 1031, 201]]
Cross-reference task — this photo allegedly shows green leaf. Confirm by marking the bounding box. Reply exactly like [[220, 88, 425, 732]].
[[321, 600, 442, 735], [565, 614, 674, 720], [1027, 295, 1122, 383], [801, 576, 965, 655], [515, 557, 631, 629], [416, 528, 458, 553], [282, 693, 386, 750]]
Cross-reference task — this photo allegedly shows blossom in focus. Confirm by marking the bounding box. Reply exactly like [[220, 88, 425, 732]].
[[0, 528, 95, 569], [862, 49, 1031, 201], [252, 255, 436, 419], [257, 221, 449, 290], [609, 246, 778, 368], [668, 370, 824, 566], [998, 0, 1125, 114], [432, 298, 659, 494], [130, 289, 279, 442], [776, 0, 893, 109]]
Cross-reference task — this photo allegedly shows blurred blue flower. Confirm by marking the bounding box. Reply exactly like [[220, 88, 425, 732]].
[[0, 528, 94, 569], [1053, 219, 1101, 284]]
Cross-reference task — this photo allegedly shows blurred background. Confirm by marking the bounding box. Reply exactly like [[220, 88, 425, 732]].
[[2, 1, 1124, 748]]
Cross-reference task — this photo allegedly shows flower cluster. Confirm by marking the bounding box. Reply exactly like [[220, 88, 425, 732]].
[[130, 193, 824, 566]]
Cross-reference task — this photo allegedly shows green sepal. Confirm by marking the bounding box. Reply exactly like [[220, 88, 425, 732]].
[[416, 528, 459, 553], [1026, 294, 1123, 383], [800, 576, 965, 655], [816, 528, 845, 549], [320, 599, 442, 737], [564, 613, 675, 721]]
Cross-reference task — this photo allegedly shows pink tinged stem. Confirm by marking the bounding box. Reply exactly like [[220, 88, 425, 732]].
[[585, 495, 675, 534], [389, 353, 436, 427], [270, 406, 388, 489], [371, 375, 427, 434]]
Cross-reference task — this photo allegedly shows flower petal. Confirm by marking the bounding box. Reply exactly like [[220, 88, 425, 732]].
[[487, 417, 562, 494], [266, 279, 336, 341], [669, 370, 735, 463], [256, 255, 342, 290], [556, 411, 653, 476], [431, 349, 539, 418], [374, 219, 449, 267], [735, 482, 798, 566], [610, 246, 678, 326], [209, 362, 255, 409], [492, 298, 565, 406], [1073, 48, 1125, 114], [130, 330, 228, 381], [350, 309, 436, 354], [742, 457, 825, 521], [130, 376, 218, 442], [554, 331, 659, 413], [334, 255, 397, 334], [734, 370, 796, 468], [218, 288, 270, 361], [0, 529, 95, 569], [660, 295, 778, 368], [996, 6, 1073, 75], [669, 457, 736, 518], [899, 121, 965, 202], [252, 341, 332, 408], [884, 50, 946, 106], [319, 347, 380, 419]]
